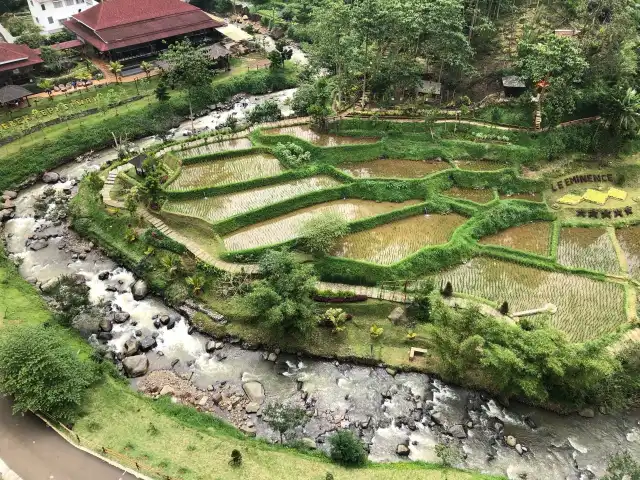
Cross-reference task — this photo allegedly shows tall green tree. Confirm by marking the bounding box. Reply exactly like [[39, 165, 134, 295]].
[[0, 323, 95, 423], [241, 250, 317, 335], [262, 402, 308, 443], [602, 87, 640, 138]]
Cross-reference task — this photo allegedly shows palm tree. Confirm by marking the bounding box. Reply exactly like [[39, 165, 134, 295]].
[[604, 87, 640, 138], [37, 79, 54, 100], [108, 61, 123, 84], [140, 61, 153, 79]]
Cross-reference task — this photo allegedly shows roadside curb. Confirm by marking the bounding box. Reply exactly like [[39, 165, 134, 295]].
[[0, 457, 23, 480], [35, 414, 155, 480]]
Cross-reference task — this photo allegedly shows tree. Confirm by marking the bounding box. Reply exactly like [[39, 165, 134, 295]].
[[159, 39, 213, 132], [273, 142, 311, 168], [262, 402, 308, 443], [186, 273, 205, 295], [268, 40, 293, 69], [241, 250, 317, 335], [407, 281, 435, 323], [154, 80, 170, 102], [602, 87, 640, 138], [140, 61, 153, 79], [298, 211, 348, 255], [141, 157, 163, 208], [247, 100, 282, 124], [328, 430, 367, 466], [109, 61, 123, 83], [499, 301, 509, 315], [37, 79, 54, 99], [229, 449, 242, 467], [441, 281, 453, 297], [0, 323, 95, 423], [602, 451, 640, 480], [15, 26, 44, 49], [124, 186, 140, 215], [39, 46, 65, 75], [47, 275, 91, 326]]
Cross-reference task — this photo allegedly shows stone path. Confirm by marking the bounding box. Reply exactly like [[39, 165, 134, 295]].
[[101, 163, 132, 209]]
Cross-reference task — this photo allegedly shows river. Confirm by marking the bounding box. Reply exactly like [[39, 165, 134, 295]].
[[2, 90, 639, 480]]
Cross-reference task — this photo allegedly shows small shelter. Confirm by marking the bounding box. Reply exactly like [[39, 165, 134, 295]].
[[129, 153, 148, 176], [417, 80, 441, 100], [0, 85, 34, 107], [554, 29, 580, 38], [501, 76, 526, 97], [202, 43, 232, 70]]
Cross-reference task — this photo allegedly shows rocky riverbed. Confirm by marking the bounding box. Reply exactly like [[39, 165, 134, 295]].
[[2, 93, 639, 480]]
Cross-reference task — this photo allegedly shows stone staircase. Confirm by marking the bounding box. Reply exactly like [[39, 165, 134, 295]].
[[101, 163, 132, 209]]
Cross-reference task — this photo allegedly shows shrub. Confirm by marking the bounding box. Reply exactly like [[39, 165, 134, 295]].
[[273, 142, 311, 168], [499, 301, 509, 315], [328, 430, 367, 466], [407, 281, 435, 323], [298, 211, 348, 255], [247, 100, 282, 124], [319, 308, 349, 333], [0, 323, 96, 423], [229, 449, 242, 467], [262, 402, 308, 443], [441, 281, 453, 297], [46, 275, 91, 326]]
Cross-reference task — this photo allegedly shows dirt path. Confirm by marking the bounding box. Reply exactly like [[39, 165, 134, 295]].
[[0, 396, 138, 480]]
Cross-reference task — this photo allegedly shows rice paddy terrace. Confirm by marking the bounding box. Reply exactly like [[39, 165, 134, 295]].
[[151, 121, 640, 344]]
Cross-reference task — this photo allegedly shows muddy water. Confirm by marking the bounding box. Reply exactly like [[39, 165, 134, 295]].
[[163, 175, 341, 223], [264, 125, 378, 146], [1, 97, 639, 480], [332, 214, 467, 265], [340, 159, 450, 178], [444, 187, 495, 204], [479, 222, 552, 256], [168, 153, 284, 190], [223, 199, 420, 251]]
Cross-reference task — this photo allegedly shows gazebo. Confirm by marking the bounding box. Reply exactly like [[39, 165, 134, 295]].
[[129, 153, 148, 176], [0, 85, 34, 108]]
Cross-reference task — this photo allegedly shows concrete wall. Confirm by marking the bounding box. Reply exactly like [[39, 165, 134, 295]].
[[26, 0, 95, 33]]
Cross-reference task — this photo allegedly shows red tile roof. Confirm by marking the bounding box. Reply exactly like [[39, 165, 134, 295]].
[[0, 43, 43, 74], [50, 39, 84, 50], [63, 0, 224, 52]]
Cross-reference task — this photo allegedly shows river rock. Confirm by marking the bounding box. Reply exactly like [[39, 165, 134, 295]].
[[524, 415, 537, 429], [396, 444, 410, 456], [515, 443, 523, 455], [123, 338, 140, 357], [42, 172, 60, 183], [97, 271, 111, 280], [385, 367, 397, 376], [505, 435, 517, 447], [99, 318, 113, 333], [40, 277, 59, 292], [198, 395, 208, 406], [113, 312, 130, 324], [159, 385, 174, 396], [431, 411, 445, 426], [97, 332, 112, 341], [2, 190, 17, 200], [132, 279, 148, 300], [139, 336, 157, 352], [301, 437, 316, 449], [122, 355, 149, 377], [240, 424, 256, 436], [167, 318, 176, 329], [245, 402, 260, 413], [160, 314, 170, 325], [578, 408, 595, 418], [153, 319, 162, 329], [29, 239, 49, 251], [0, 209, 14, 221], [205, 341, 217, 353], [243, 381, 265, 404], [387, 306, 407, 324], [211, 392, 222, 404], [448, 424, 467, 439], [267, 353, 277, 362]]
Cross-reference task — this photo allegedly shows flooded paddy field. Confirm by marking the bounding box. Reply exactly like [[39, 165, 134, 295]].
[[437, 258, 626, 342], [499, 192, 544, 202], [224, 199, 419, 251], [163, 176, 341, 223], [479, 222, 552, 256], [168, 153, 284, 190], [174, 138, 254, 159], [616, 225, 640, 280], [264, 125, 378, 146], [453, 159, 509, 171], [557, 227, 621, 274], [340, 159, 450, 178], [443, 187, 495, 204], [331, 214, 466, 265]]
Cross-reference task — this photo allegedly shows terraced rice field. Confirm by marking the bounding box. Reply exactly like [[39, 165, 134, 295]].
[[479, 222, 552, 256], [223, 199, 419, 251], [264, 125, 377, 146], [453, 159, 508, 171], [168, 153, 284, 190], [437, 258, 626, 342], [557, 227, 621, 274], [340, 159, 450, 178], [444, 187, 495, 204], [500, 192, 544, 202], [175, 138, 253, 159], [163, 176, 341, 223], [331, 214, 466, 265], [616, 226, 640, 280]]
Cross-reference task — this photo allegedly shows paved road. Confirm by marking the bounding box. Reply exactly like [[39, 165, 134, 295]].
[[0, 396, 137, 480]]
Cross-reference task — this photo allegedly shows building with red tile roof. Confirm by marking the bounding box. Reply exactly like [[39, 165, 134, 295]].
[[62, 0, 225, 62], [0, 43, 43, 85]]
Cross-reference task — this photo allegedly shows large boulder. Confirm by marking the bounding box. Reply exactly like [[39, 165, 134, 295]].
[[71, 312, 101, 337], [132, 280, 148, 300], [301, 438, 317, 449], [448, 424, 467, 439], [243, 381, 265, 404], [396, 444, 410, 456], [139, 336, 157, 352], [29, 239, 49, 251], [112, 312, 130, 324], [2, 190, 17, 200], [99, 317, 113, 333], [205, 340, 217, 353], [42, 172, 60, 184], [122, 338, 140, 357], [0, 209, 13, 222], [245, 402, 260, 414], [122, 355, 149, 377], [578, 408, 595, 418], [387, 306, 407, 324]]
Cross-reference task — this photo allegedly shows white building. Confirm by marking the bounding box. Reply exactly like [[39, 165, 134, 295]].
[[26, 0, 95, 34]]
